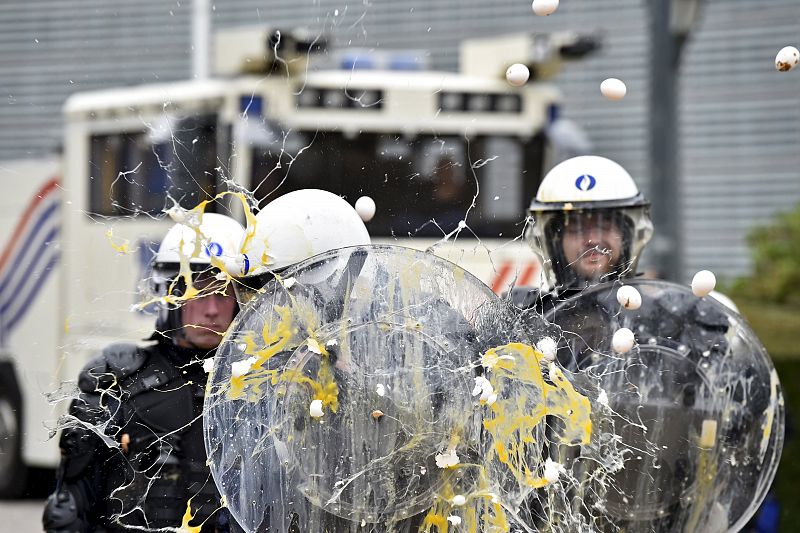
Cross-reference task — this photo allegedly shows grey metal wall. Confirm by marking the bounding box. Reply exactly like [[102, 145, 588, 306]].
[[681, 0, 800, 281], [0, 0, 192, 160], [1, 0, 798, 282]]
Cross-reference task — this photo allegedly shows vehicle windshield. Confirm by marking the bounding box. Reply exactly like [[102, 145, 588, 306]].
[[88, 114, 220, 217], [249, 128, 546, 238]]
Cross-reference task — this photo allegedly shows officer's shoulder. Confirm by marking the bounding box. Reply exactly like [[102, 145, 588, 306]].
[[77, 342, 150, 393], [507, 286, 543, 310]]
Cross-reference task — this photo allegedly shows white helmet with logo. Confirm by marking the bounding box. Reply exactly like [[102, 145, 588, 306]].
[[153, 212, 246, 280], [525, 155, 653, 291], [234, 189, 371, 302], [148, 212, 245, 339]]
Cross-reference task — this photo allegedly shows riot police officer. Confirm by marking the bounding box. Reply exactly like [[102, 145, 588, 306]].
[[512, 154, 654, 312], [43, 213, 244, 533], [515, 156, 782, 532]]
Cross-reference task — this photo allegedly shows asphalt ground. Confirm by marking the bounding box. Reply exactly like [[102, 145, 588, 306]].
[[0, 500, 44, 532]]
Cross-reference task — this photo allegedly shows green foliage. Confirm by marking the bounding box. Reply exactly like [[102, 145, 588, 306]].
[[771, 359, 800, 530], [732, 205, 800, 305], [734, 300, 800, 360], [731, 208, 800, 527]]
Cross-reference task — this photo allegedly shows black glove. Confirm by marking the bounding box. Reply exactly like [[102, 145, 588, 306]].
[[43, 488, 87, 533]]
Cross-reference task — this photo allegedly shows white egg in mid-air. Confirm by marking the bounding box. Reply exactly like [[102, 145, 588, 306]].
[[612, 328, 635, 353], [505, 63, 530, 87], [691, 270, 716, 297], [600, 78, 627, 100], [355, 196, 376, 222], [616, 285, 642, 310], [775, 46, 800, 72], [532, 0, 559, 16]]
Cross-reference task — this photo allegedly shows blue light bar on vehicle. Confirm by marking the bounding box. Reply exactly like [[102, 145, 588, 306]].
[[240, 95, 263, 117], [548, 103, 561, 123], [388, 54, 422, 71], [340, 54, 376, 70]]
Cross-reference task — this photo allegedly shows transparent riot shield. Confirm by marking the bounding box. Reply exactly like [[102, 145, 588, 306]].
[[204, 244, 588, 532], [548, 279, 784, 533]]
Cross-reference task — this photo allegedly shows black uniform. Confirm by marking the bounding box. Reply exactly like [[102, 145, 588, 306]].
[[43, 340, 231, 533]]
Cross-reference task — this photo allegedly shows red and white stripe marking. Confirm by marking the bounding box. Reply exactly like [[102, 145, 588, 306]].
[[489, 260, 539, 294]]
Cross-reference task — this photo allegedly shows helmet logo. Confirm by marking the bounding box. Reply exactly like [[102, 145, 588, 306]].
[[575, 174, 597, 191], [205, 242, 224, 257]]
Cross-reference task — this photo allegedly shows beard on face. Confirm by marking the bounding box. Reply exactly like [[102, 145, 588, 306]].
[[572, 241, 616, 279], [579, 242, 612, 260]]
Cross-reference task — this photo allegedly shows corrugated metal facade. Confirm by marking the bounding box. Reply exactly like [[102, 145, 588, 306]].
[[1, 0, 798, 281], [680, 0, 800, 280], [0, 0, 192, 159]]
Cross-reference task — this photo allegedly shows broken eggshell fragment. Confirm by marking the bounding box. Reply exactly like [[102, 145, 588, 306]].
[[536, 336, 558, 362], [309, 399, 324, 418]]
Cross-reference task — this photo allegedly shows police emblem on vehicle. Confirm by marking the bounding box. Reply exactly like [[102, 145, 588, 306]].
[[575, 174, 597, 191]]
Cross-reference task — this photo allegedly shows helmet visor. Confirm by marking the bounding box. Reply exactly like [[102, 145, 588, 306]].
[[527, 206, 652, 290], [142, 261, 230, 306]]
